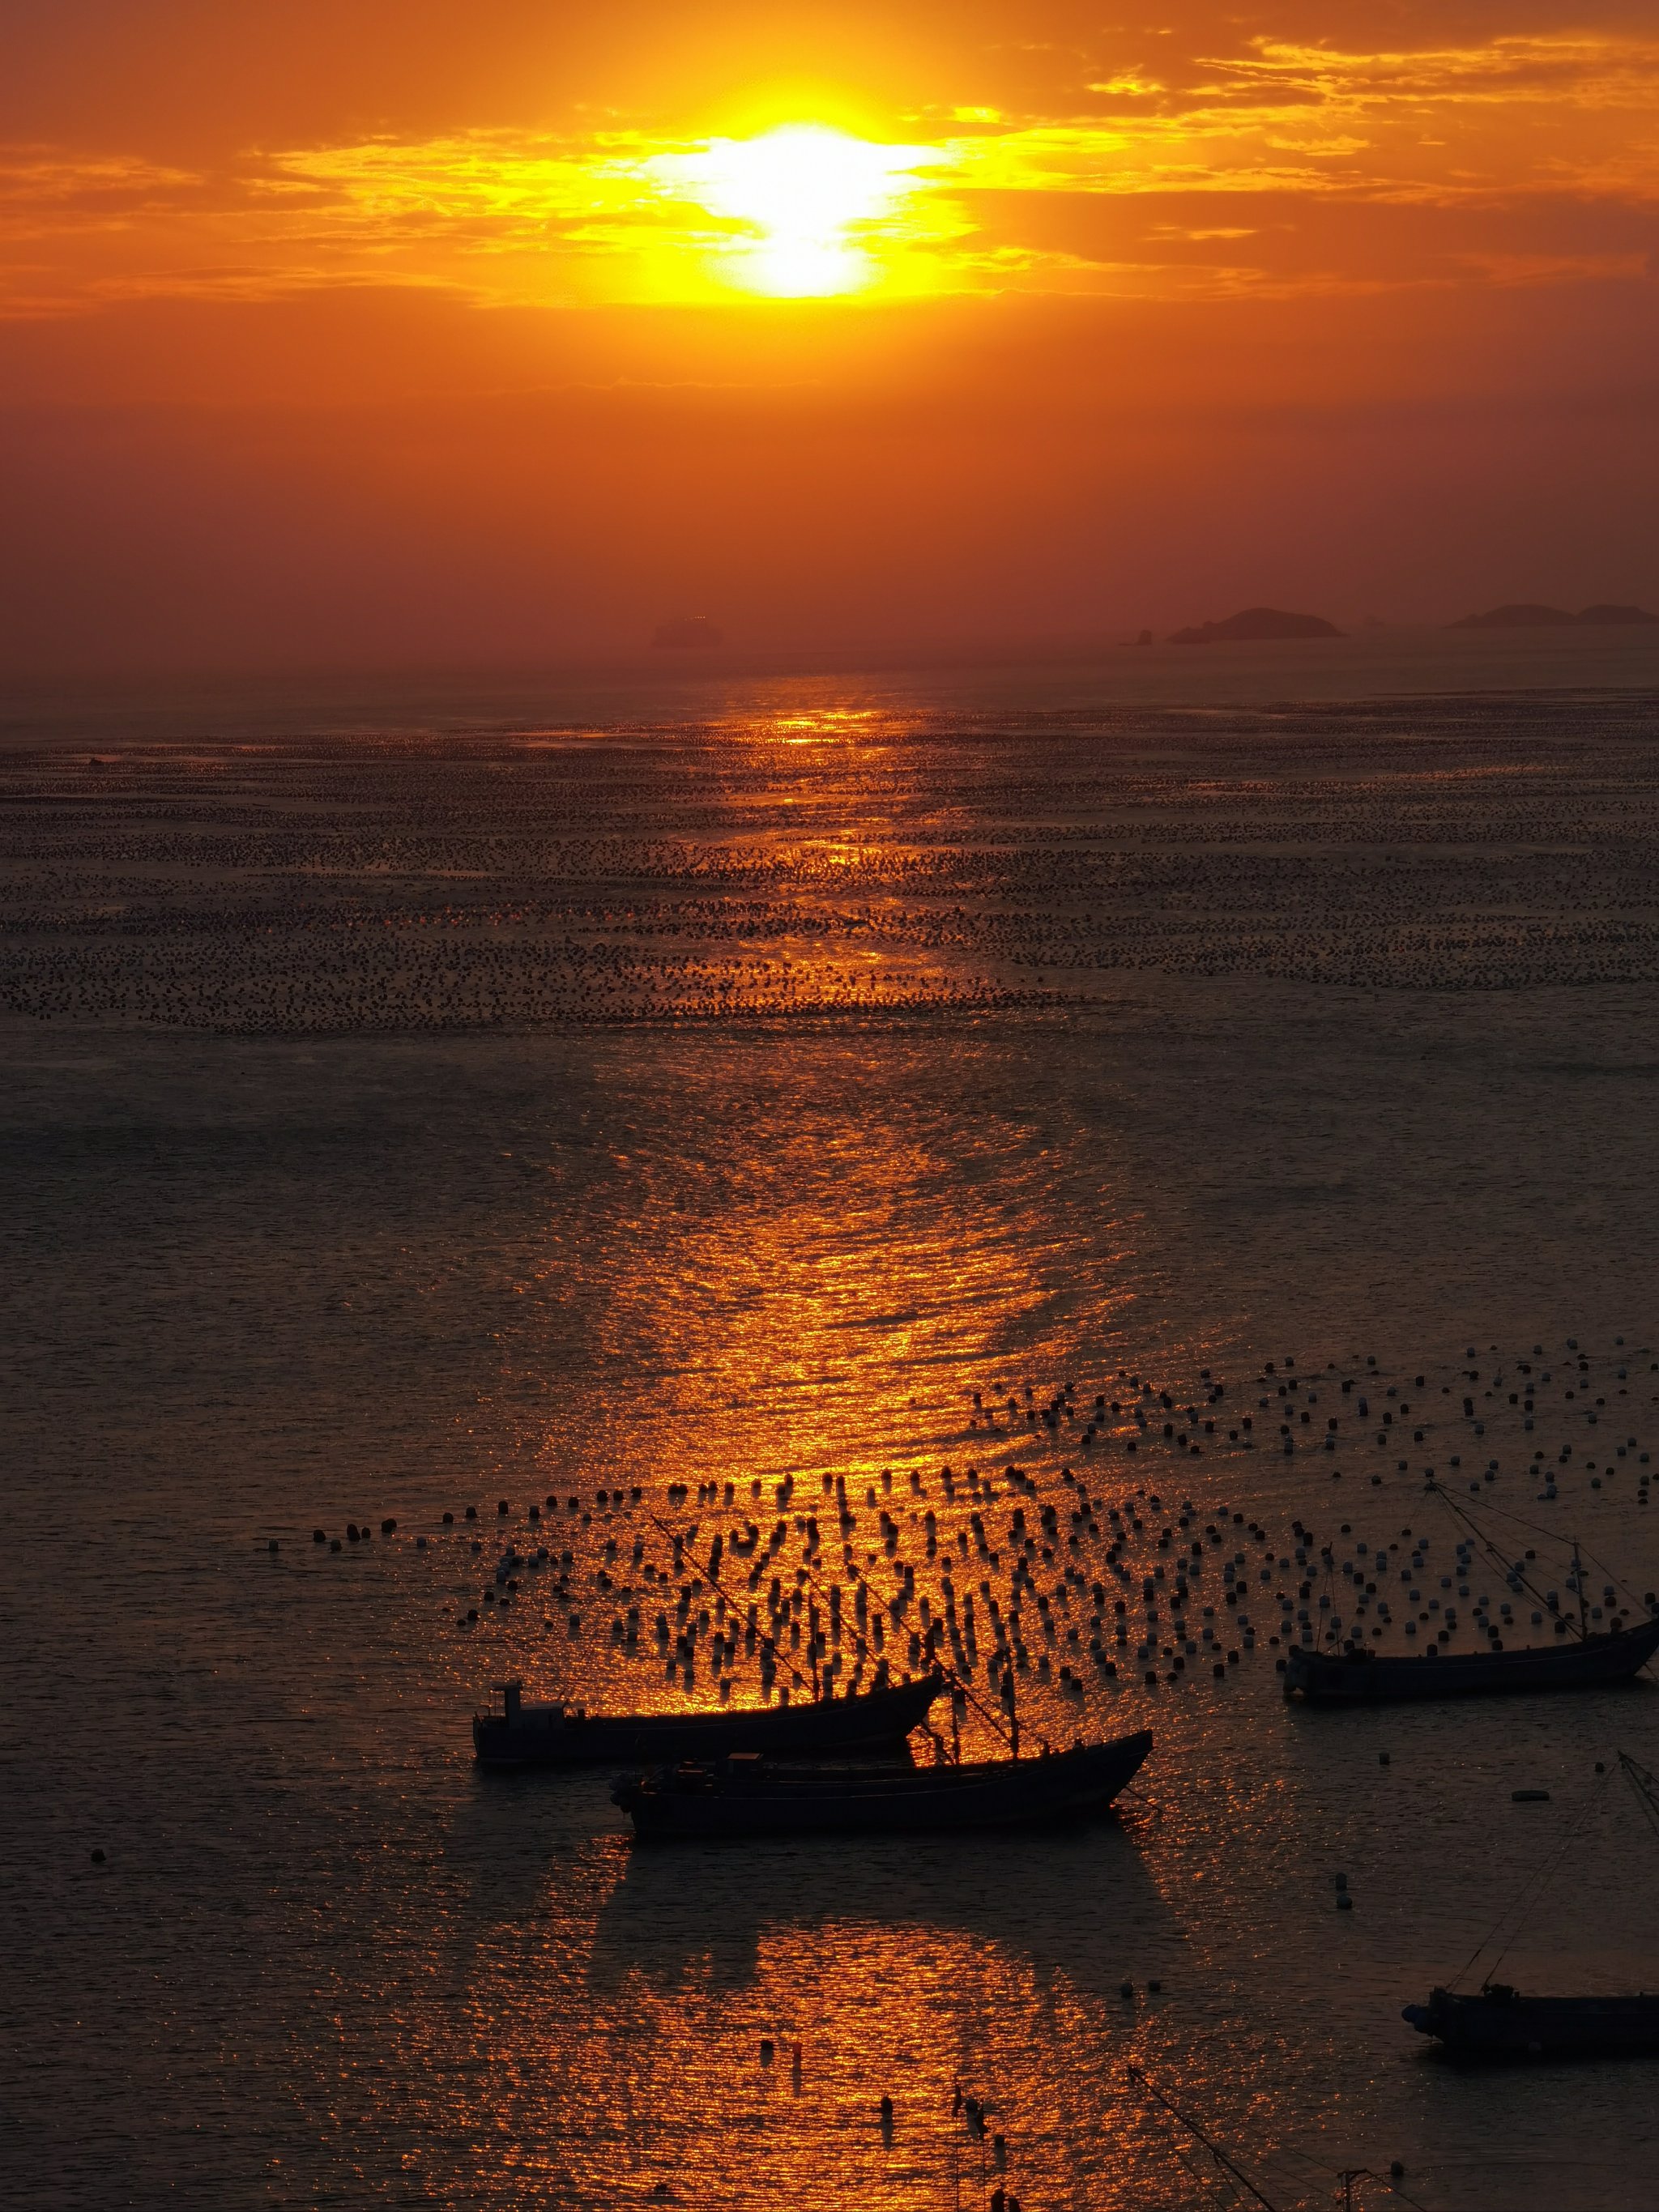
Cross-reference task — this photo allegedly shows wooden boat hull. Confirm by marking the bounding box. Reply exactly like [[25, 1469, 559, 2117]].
[[472, 1673, 944, 1767], [1284, 1617, 1659, 1703], [612, 1730, 1154, 1839], [1405, 1985, 1659, 2059]]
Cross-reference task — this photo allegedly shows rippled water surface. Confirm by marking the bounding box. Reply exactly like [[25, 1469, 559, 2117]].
[[6, 665, 1659, 2210]]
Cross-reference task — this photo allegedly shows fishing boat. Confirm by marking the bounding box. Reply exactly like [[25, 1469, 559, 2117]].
[[1403, 1984, 1659, 2059], [1283, 1614, 1659, 1703], [1404, 1753, 1659, 2061], [1287, 1498, 1659, 1703], [611, 1728, 1154, 1839], [472, 1671, 944, 1767]]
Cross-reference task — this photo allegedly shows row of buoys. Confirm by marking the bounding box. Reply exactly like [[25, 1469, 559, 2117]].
[[311, 1518, 397, 1545], [299, 1336, 1650, 1737]]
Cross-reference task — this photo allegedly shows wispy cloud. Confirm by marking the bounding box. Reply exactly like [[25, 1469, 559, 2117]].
[[1, 32, 1655, 318]]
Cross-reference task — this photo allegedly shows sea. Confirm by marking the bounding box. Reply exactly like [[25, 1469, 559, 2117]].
[[6, 624, 1659, 2210]]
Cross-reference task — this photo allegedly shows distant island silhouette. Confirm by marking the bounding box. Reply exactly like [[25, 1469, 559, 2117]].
[[1169, 607, 1343, 645], [653, 616, 723, 649], [1450, 603, 1658, 629]]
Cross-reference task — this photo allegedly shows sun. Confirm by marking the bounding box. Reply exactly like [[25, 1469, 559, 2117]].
[[654, 123, 937, 297]]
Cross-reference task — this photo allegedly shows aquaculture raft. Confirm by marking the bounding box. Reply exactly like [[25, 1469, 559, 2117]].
[[472, 1671, 944, 1766], [612, 1729, 1154, 1839]]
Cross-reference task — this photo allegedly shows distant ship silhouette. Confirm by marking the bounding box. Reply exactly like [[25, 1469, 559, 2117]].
[[1168, 606, 1342, 644], [1449, 603, 1658, 629], [653, 616, 723, 649]]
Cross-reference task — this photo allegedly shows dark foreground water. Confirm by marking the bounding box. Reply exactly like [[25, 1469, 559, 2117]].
[[6, 663, 1659, 2210]]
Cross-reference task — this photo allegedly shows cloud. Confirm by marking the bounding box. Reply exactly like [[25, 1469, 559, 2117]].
[[1, 31, 1657, 318]]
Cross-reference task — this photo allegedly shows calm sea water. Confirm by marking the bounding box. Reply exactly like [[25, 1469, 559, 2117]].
[[6, 640, 1659, 2210]]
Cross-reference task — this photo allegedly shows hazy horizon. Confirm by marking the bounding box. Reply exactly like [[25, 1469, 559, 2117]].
[[4, 2, 1658, 675]]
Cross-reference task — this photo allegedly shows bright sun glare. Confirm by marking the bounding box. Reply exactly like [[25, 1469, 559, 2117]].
[[657, 123, 935, 296]]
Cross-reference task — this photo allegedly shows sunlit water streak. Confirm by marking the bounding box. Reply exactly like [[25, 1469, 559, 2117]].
[[6, 679, 1659, 2209]]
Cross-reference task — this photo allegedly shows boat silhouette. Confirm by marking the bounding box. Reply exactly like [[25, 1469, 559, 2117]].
[[611, 1730, 1154, 1839], [1284, 1614, 1659, 1703], [473, 1670, 945, 1766], [1403, 1983, 1659, 2059], [1287, 1492, 1659, 1702], [1405, 1754, 1659, 2061]]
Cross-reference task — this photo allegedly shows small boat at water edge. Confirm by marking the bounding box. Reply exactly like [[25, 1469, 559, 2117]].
[[1283, 1614, 1659, 1703], [612, 1729, 1154, 1839], [1404, 1984, 1659, 2060], [1402, 1755, 1659, 2063], [472, 1672, 944, 1767]]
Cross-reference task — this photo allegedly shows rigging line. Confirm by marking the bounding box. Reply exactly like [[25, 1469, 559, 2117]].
[[655, 1505, 977, 1733], [773, 1500, 1018, 1751], [1452, 1763, 1614, 1990], [1432, 1487, 1645, 1617], [1124, 2066, 1282, 2212], [1480, 1780, 1607, 1985], [646, 1511, 815, 1698], [1426, 1488, 1580, 1632], [1166, 2140, 1249, 2212], [1618, 1750, 1659, 1847], [1141, 2109, 1251, 2211]]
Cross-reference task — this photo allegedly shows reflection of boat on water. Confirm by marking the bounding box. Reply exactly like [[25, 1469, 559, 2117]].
[[1403, 1984, 1659, 2059], [472, 1671, 944, 1767], [586, 1782, 1171, 1998], [1405, 1753, 1659, 2062], [612, 1730, 1153, 1840], [1284, 1615, 1659, 1703]]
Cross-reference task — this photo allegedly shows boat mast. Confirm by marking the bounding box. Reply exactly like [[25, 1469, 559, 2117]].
[[1431, 1482, 1600, 1640], [1573, 1538, 1588, 1640]]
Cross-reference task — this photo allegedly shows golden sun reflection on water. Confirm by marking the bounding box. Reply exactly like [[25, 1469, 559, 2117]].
[[435, 1818, 1188, 2210], [540, 1060, 1139, 1617]]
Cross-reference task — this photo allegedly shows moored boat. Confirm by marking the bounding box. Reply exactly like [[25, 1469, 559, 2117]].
[[1402, 1754, 1659, 2061], [1283, 1615, 1659, 1703], [1404, 1984, 1659, 2059], [472, 1671, 944, 1767], [611, 1729, 1154, 1839]]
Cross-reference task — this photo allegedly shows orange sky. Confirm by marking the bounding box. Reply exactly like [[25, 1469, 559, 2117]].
[[2, 1, 1657, 668]]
